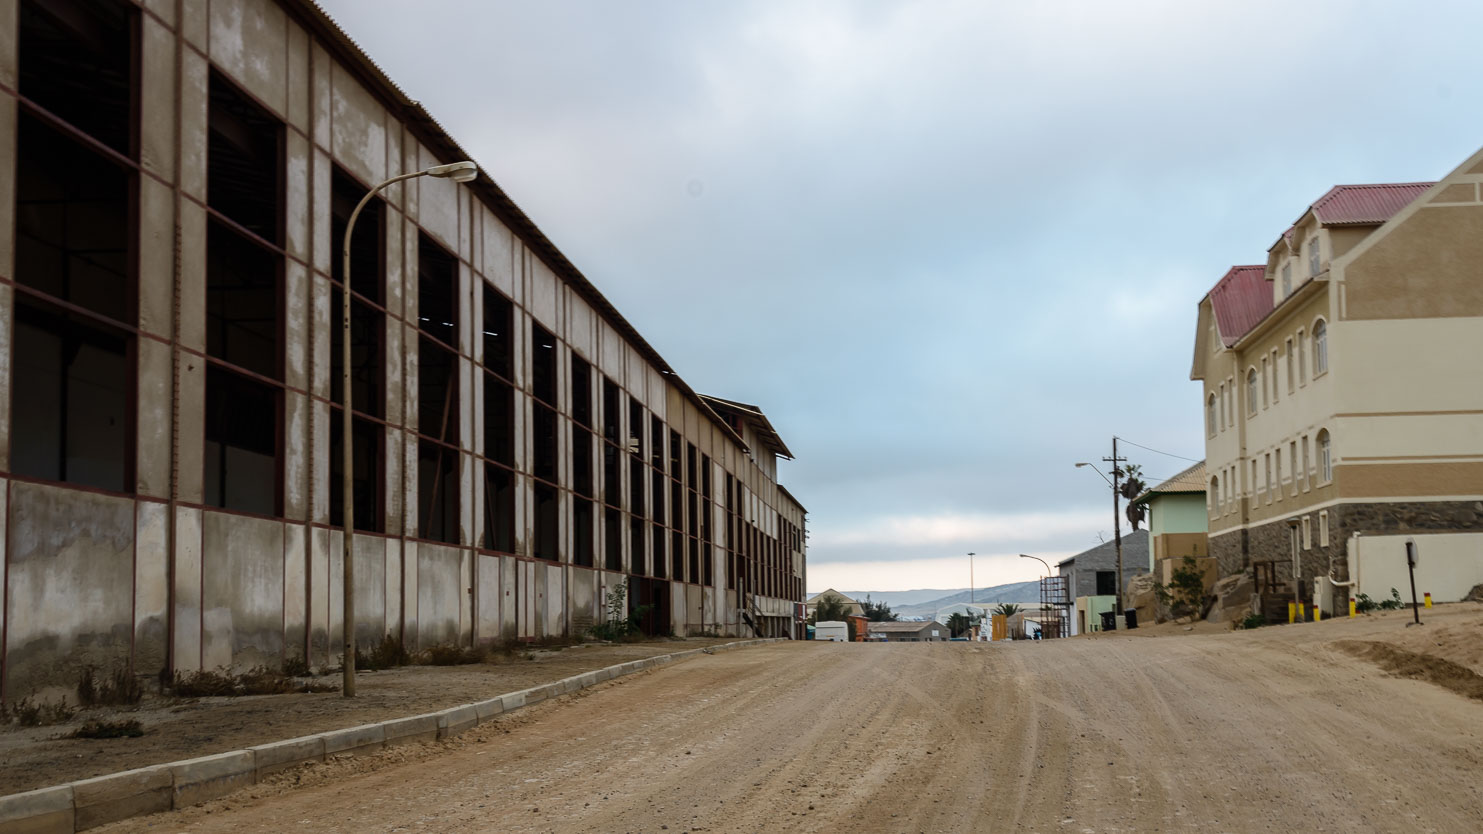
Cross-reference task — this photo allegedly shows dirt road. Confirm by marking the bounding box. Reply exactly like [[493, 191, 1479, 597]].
[[105, 612, 1483, 833]]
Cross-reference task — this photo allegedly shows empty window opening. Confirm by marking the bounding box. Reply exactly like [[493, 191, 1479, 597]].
[[483, 462, 514, 554], [630, 518, 645, 576], [572, 497, 595, 567], [570, 354, 592, 428], [652, 523, 666, 579], [11, 109, 136, 493], [531, 324, 557, 406], [417, 438, 459, 544], [687, 443, 698, 487], [651, 470, 665, 525], [417, 234, 458, 348], [19, 0, 134, 157], [650, 416, 664, 469], [331, 167, 384, 304], [207, 221, 281, 379], [482, 285, 513, 380], [533, 402, 558, 485], [605, 507, 622, 571], [629, 454, 646, 517], [15, 116, 133, 323], [208, 71, 281, 243], [572, 424, 594, 498], [532, 482, 558, 560], [1095, 571, 1116, 597], [603, 432, 621, 507], [628, 400, 644, 458], [671, 529, 684, 580], [417, 335, 458, 444], [602, 378, 620, 444], [669, 430, 681, 475], [330, 285, 383, 417], [688, 535, 699, 585], [483, 375, 513, 467], [204, 365, 279, 515], [13, 302, 132, 491], [329, 414, 381, 532]]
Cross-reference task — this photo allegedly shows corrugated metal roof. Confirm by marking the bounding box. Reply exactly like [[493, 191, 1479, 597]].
[[1207, 266, 1272, 347], [1134, 460, 1207, 503], [284, 1, 752, 454], [1310, 182, 1434, 226]]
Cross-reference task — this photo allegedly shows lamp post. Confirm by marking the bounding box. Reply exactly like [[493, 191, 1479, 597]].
[[967, 552, 975, 607], [1020, 553, 1052, 576], [1076, 451, 1125, 630], [341, 160, 477, 697]]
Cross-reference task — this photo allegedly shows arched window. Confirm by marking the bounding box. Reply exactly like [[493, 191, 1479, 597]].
[[1313, 319, 1328, 375], [1318, 429, 1332, 483], [1207, 394, 1217, 437], [1247, 368, 1258, 416]]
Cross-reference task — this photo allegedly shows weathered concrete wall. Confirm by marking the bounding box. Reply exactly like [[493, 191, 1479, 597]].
[[5, 483, 135, 700], [416, 543, 466, 648], [202, 512, 285, 671]]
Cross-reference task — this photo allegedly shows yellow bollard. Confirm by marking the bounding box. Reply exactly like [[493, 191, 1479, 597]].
[[1424, 592, 1432, 609], [1288, 601, 1296, 623], [1349, 598, 1357, 618], [1298, 603, 1306, 622], [1315, 605, 1321, 622]]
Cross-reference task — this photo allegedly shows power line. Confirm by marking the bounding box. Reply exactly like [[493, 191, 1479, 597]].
[[1115, 436, 1204, 460]]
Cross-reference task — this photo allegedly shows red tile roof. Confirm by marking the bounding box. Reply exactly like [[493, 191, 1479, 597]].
[[1207, 265, 1272, 347], [1310, 182, 1434, 226]]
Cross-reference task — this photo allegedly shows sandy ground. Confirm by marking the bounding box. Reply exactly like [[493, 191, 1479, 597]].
[[0, 638, 737, 795], [97, 603, 1483, 833]]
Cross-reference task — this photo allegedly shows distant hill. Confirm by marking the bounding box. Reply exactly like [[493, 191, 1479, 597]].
[[838, 581, 1043, 619]]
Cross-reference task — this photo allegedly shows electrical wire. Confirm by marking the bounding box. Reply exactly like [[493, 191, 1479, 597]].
[[1115, 436, 1204, 460]]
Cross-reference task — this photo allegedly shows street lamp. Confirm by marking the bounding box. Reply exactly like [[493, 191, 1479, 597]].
[[1075, 457, 1125, 630], [966, 552, 974, 606], [1020, 553, 1052, 576], [341, 160, 478, 697]]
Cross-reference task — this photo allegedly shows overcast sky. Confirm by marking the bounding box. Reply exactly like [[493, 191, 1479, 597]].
[[319, 0, 1483, 592]]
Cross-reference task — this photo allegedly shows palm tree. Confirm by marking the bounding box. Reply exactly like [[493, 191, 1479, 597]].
[[993, 603, 1021, 618]]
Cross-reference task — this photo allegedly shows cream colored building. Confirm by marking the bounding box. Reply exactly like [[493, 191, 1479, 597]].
[[1191, 162, 1483, 613], [0, 0, 805, 699], [804, 588, 864, 619]]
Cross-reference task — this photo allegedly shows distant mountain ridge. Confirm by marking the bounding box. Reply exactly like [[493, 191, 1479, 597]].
[[837, 581, 1042, 619]]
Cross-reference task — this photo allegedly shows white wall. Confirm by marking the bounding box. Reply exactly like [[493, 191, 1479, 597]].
[[1347, 532, 1483, 603]]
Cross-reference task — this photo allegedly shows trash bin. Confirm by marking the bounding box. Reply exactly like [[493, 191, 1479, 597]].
[[1124, 608, 1138, 629], [1099, 610, 1117, 632]]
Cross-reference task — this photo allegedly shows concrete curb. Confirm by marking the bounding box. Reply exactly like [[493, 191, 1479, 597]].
[[0, 638, 781, 834]]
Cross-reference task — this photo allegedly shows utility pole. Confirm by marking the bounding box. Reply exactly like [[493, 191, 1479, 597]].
[[1103, 437, 1127, 629]]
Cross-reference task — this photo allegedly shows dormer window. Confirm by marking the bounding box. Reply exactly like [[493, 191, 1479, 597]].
[[1308, 236, 1321, 276], [1281, 263, 1292, 297]]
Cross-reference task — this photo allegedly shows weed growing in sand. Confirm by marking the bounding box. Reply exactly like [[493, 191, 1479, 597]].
[[72, 719, 144, 739], [76, 666, 143, 707], [2, 696, 75, 727]]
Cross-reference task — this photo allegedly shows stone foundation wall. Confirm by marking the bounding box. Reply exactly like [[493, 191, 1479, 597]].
[[1210, 500, 1483, 589]]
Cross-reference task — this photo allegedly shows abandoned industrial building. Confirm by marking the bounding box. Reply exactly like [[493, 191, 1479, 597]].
[[0, 0, 807, 700]]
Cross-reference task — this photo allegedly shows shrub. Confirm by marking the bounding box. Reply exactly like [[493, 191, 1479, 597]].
[[1238, 612, 1265, 630], [282, 655, 311, 677], [2, 696, 75, 727], [169, 666, 336, 697], [73, 719, 144, 739], [356, 635, 412, 671], [1355, 588, 1405, 614], [589, 585, 651, 642], [77, 666, 143, 707], [422, 644, 484, 666]]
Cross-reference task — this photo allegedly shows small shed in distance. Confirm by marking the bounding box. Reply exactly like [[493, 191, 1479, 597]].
[[867, 621, 950, 642]]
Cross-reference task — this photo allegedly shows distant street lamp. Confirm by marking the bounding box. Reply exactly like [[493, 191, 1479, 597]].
[[1076, 454, 1125, 629], [967, 552, 975, 606], [341, 160, 478, 698]]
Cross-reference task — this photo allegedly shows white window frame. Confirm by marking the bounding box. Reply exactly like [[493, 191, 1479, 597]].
[[1261, 358, 1269, 409], [1274, 448, 1282, 499], [1264, 453, 1272, 503], [1281, 262, 1292, 297], [1270, 348, 1279, 403], [1302, 516, 1312, 549], [1308, 236, 1321, 276], [1313, 319, 1328, 376], [1285, 338, 1295, 394], [1297, 328, 1307, 385], [1318, 430, 1332, 484], [1289, 441, 1298, 496], [1247, 368, 1258, 416], [1207, 394, 1217, 437], [1319, 510, 1330, 547], [1301, 436, 1311, 490]]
